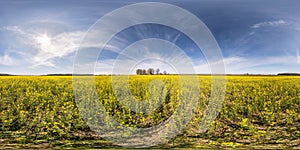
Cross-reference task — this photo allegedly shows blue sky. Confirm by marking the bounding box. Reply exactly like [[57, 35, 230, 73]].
[[0, 0, 300, 75]]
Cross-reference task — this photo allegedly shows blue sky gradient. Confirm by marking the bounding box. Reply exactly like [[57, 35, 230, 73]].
[[0, 0, 299, 74]]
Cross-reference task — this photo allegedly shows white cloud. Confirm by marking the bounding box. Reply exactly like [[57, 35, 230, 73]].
[[231, 55, 299, 73], [3, 26, 27, 35], [94, 58, 181, 75], [251, 20, 288, 28], [4, 25, 86, 67], [31, 31, 85, 67], [76, 52, 300, 75], [222, 56, 246, 64], [194, 55, 300, 74], [93, 38, 195, 75], [193, 56, 245, 74], [0, 54, 15, 66], [297, 49, 300, 63]]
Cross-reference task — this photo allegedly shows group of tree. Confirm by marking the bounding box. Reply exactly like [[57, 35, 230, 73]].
[[136, 68, 167, 75]]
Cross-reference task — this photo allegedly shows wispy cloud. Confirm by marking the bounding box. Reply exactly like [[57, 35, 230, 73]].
[[297, 49, 300, 63], [31, 31, 85, 67], [193, 56, 245, 74], [3, 26, 27, 35], [0, 54, 15, 66], [4, 26, 86, 67], [251, 20, 288, 28], [95, 38, 194, 75], [194, 54, 300, 74]]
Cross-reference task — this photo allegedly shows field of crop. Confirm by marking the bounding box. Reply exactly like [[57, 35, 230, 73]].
[[0, 76, 299, 149]]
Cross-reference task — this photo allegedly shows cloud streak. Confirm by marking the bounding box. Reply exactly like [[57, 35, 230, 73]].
[[251, 20, 288, 28]]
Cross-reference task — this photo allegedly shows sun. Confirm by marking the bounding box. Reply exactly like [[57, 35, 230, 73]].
[[35, 33, 51, 46]]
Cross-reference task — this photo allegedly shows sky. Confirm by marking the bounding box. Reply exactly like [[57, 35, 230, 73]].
[[0, 0, 300, 75]]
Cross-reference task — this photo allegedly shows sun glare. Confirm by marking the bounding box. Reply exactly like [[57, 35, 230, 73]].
[[35, 34, 51, 46]]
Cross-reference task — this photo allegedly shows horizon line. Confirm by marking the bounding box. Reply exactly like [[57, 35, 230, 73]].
[[1, 73, 300, 76]]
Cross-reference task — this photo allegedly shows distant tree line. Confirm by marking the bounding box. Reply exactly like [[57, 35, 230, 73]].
[[0, 74, 13, 76], [136, 68, 167, 75], [277, 73, 300, 76]]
